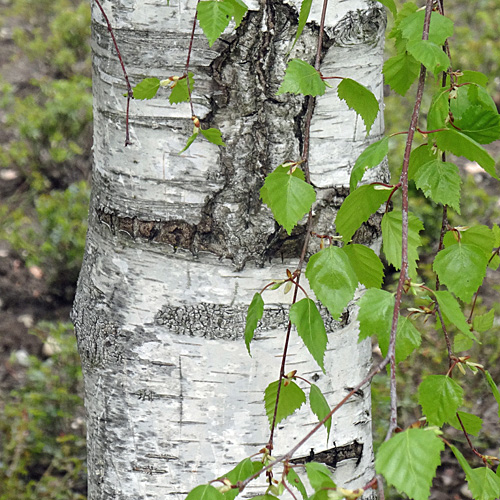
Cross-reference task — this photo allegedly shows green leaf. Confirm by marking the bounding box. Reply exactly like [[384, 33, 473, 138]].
[[451, 83, 498, 116], [450, 446, 500, 500], [438, 83, 500, 146], [408, 143, 438, 180], [341, 244, 384, 289], [383, 52, 420, 96], [457, 70, 489, 87], [484, 371, 500, 419], [225, 0, 247, 27], [277, 59, 326, 97], [449, 444, 472, 474], [335, 184, 391, 243], [350, 136, 390, 192], [447, 411, 482, 436], [399, 10, 454, 45], [306, 462, 336, 491], [337, 78, 379, 134], [309, 384, 332, 441], [473, 309, 495, 333], [372, 313, 421, 363], [266, 484, 284, 497], [377, 0, 397, 17], [433, 243, 489, 302], [376, 428, 444, 500], [287, 468, 307, 500], [186, 484, 225, 500], [200, 127, 227, 146], [169, 73, 194, 104], [307, 492, 329, 500], [357, 288, 394, 343], [381, 211, 424, 278], [244, 293, 264, 354], [491, 254, 500, 271], [467, 468, 500, 500], [412, 159, 461, 213], [197, 0, 233, 46], [221, 458, 262, 500], [260, 165, 316, 235], [491, 225, 500, 270], [305, 246, 358, 320], [452, 105, 500, 144], [433, 129, 498, 180], [264, 380, 306, 429], [454, 333, 474, 352], [133, 77, 161, 100], [289, 298, 328, 372], [291, 0, 312, 50], [406, 40, 450, 75], [443, 225, 496, 261], [179, 131, 199, 153], [394, 316, 422, 363], [492, 224, 500, 246], [427, 88, 449, 131], [418, 375, 463, 426], [434, 290, 475, 339], [388, 2, 418, 40]]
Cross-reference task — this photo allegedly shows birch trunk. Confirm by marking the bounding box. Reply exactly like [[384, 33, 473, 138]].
[[73, 1, 387, 498]]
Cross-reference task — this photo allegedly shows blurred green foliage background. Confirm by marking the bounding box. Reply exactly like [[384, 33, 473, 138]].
[[0, 0, 91, 496], [0, 0, 498, 498], [0, 322, 86, 500]]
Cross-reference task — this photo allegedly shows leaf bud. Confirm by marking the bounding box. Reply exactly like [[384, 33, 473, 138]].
[[270, 280, 285, 290], [191, 115, 201, 128], [160, 78, 173, 87]]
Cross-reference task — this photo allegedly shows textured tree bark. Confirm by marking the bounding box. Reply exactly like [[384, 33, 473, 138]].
[[73, 0, 387, 498]]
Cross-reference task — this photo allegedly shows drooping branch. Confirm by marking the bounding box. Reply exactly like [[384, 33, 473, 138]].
[[384, 0, 434, 441]]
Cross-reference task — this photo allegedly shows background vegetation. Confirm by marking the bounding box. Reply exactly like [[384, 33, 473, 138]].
[[0, 0, 91, 496], [0, 0, 498, 498]]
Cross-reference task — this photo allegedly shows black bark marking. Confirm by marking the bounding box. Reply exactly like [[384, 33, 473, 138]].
[[328, 7, 386, 46], [289, 440, 364, 468], [345, 387, 365, 398]]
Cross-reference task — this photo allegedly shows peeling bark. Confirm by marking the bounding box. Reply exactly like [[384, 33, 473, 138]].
[[74, 0, 387, 498]]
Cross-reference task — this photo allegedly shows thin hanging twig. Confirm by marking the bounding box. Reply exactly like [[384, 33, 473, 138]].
[[93, 0, 134, 145]]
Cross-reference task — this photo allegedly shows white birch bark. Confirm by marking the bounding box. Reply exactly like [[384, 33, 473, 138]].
[[73, 1, 388, 498]]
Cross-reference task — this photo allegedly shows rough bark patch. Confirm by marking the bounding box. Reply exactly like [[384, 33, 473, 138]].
[[154, 302, 349, 340]]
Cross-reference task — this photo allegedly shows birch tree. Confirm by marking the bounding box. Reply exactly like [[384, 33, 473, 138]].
[[73, 0, 387, 498]]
